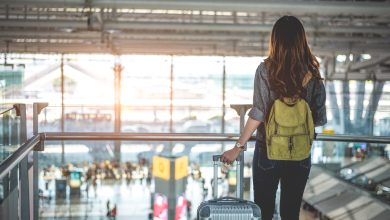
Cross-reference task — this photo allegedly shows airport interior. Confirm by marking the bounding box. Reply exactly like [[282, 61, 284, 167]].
[[1, 0, 390, 219]]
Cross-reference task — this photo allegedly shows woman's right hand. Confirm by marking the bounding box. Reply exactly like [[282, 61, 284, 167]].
[[220, 147, 242, 165]]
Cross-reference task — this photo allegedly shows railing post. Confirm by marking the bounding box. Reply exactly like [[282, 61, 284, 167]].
[[1, 174, 10, 220], [14, 104, 30, 220], [9, 166, 18, 220], [32, 102, 48, 220], [1, 109, 10, 220], [230, 104, 252, 199], [7, 105, 20, 220]]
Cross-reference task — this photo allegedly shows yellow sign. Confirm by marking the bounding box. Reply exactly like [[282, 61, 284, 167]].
[[323, 129, 335, 134], [174, 156, 188, 180], [153, 156, 170, 180]]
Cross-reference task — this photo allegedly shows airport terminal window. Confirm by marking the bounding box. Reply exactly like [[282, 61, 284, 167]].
[[1, 54, 389, 137], [325, 80, 390, 136], [62, 55, 115, 132], [172, 56, 223, 133], [121, 55, 171, 133], [225, 57, 262, 134]]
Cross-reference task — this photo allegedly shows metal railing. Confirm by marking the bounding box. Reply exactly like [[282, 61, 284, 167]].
[[43, 132, 390, 144], [1, 103, 390, 220], [0, 135, 40, 180], [0, 103, 47, 220], [0, 104, 30, 220], [0, 105, 15, 116]]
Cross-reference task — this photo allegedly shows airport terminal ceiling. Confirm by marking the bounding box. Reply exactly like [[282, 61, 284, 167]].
[[0, 0, 390, 80]]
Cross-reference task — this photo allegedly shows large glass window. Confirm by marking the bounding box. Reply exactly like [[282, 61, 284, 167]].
[[121, 55, 171, 133], [172, 56, 223, 133], [1, 53, 389, 137], [62, 54, 115, 132], [225, 57, 262, 134]]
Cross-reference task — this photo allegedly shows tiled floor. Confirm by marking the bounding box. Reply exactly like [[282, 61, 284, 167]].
[[40, 180, 151, 220], [39, 178, 318, 220]]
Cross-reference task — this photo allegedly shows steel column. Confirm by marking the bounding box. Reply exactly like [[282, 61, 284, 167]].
[[341, 81, 351, 133], [169, 56, 174, 133], [354, 80, 365, 129], [365, 81, 384, 135], [60, 55, 65, 165], [221, 57, 226, 134], [114, 59, 123, 162], [327, 81, 340, 129], [168, 56, 174, 154]]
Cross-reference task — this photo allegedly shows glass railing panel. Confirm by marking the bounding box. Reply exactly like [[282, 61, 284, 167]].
[[31, 103, 390, 138], [122, 106, 169, 133], [172, 107, 227, 133], [38, 138, 389, 219], [38, 105, 242, 134], [38, 140, 257, 219], [38, 105, 115, 132], [325, 80, 390, 137], [0, 108, 21, 162], [312, 140, 389, 166], [36, 106, 62, 133]]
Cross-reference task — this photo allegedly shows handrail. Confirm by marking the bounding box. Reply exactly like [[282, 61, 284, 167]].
[[316, 133, 390, 144], [0, 106, 15, 115], [43, 132, 390, 144], [0, 135, 40, 179], [43, 132, 240, 142]]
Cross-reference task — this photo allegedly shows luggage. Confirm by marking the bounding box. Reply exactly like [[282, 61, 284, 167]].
[[197, 155, 261, 220]]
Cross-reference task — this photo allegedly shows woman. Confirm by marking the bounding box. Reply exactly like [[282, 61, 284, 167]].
[[221, 16, 327, 220]]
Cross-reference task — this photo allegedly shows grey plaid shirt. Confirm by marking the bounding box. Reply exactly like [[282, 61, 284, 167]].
[[248, 62, 327, 142]]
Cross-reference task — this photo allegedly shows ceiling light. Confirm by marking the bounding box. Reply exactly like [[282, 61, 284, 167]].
[[59, 28, 74, 33]]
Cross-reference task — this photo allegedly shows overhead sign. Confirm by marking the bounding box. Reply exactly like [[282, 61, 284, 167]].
[[153, 156, 170, 180], [174, 156, 188, 180]]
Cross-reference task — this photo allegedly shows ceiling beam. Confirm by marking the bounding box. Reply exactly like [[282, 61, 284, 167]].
[[1, 19, 389, 35], [327, 71, 390, 81], [2, 40, 390, 56], [350, 56, 390, 71], [1, 30, 389, 45], [2, 0, 390, 17], [0, 27, 383, 43]]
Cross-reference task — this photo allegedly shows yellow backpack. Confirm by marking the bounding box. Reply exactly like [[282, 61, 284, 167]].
[[265, 74, 315, 160]]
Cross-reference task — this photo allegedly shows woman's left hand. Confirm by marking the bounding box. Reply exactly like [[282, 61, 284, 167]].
[[220, 147, 241, 165]]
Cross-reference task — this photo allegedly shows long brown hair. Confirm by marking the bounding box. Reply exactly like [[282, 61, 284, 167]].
[[265, 16, 321, 97]]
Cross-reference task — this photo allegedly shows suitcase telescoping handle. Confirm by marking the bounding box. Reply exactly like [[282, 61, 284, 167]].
[[212, 155, 242, 199]]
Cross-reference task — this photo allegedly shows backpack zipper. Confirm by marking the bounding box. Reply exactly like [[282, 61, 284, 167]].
[[288, 136, 293, 159], [274, 124, 278, 135]]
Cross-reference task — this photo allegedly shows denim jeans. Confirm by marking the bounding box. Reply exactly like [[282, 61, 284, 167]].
[[252, 140, 311, 220]]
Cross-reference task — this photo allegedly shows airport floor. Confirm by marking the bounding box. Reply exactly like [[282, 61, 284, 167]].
[[40, 179, 151, 220], [39, 178, 318, 220]]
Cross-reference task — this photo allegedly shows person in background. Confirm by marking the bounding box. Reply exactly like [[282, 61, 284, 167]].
[[111, 204, 117, 219], [106, 200, 111, 217]]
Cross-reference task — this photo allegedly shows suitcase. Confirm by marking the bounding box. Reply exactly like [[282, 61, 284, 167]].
[[197, 154, 261, 220]]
